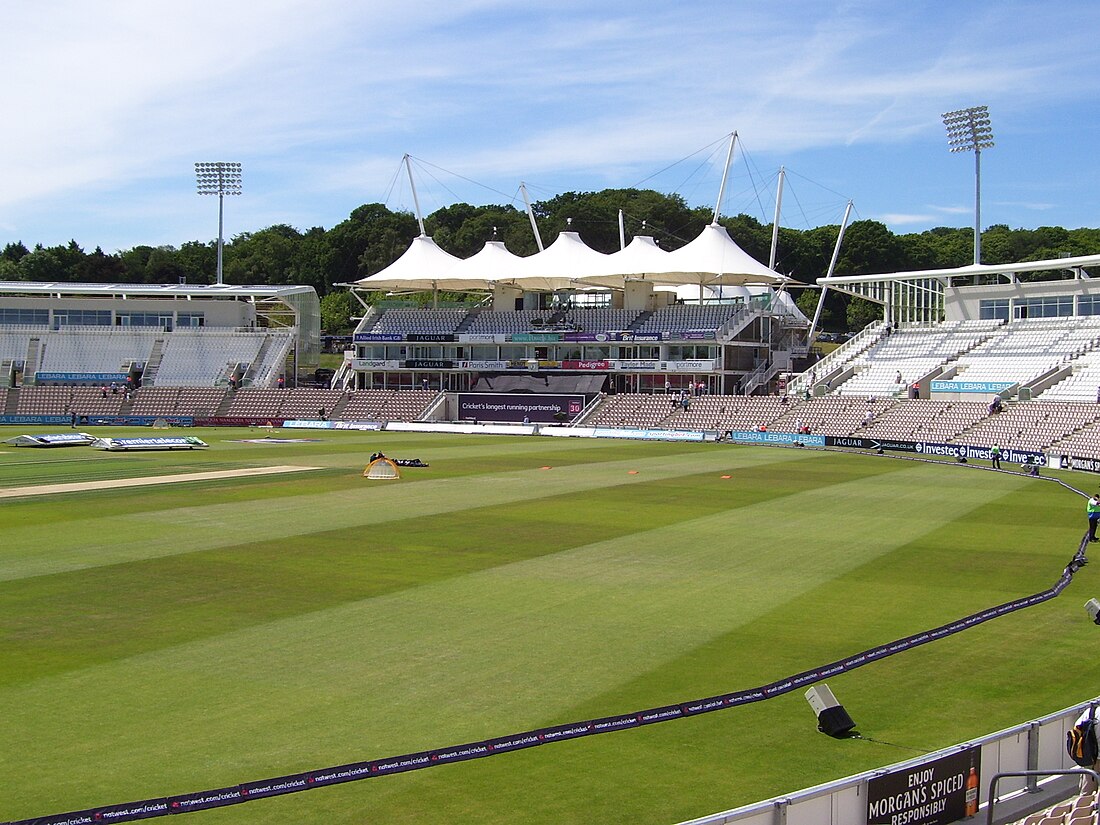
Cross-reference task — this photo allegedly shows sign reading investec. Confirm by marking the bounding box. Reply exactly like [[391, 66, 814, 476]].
[[914, 441, 1046, 464], [930, 380, 1015, 394]]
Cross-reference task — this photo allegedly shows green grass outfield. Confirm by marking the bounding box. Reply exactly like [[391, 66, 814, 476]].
[[0, 426, 1096, 824]]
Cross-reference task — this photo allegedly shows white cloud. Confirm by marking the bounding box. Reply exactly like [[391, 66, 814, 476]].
[[2, 0, 1099, 249]]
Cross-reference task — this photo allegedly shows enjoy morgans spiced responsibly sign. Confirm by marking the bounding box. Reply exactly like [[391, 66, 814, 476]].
[[867, 746, 980, 825]]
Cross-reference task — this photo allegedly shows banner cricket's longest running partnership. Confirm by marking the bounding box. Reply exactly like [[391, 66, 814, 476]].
[[8, 514, 1090, 825]]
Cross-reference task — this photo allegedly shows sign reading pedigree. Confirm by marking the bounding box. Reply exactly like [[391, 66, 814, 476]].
[[930, 380, 1015, 393], [867, 746, 979, 825], [562, 360, 610, 371]]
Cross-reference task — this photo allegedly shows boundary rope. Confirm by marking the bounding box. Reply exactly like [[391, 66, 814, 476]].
[[6, 456, 1093, 825]]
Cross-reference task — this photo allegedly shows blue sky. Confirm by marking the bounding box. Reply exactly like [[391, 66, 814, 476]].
[[2, 0, 1098, 254]]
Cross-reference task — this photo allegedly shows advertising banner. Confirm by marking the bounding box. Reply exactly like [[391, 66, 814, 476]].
[[930, 380, 1015, 394], [91, 436, 208, 451], [353, 333, 403, 342], [404, 359, 453, 370], [867, 746, 980, 825], [913, 441, 1046, 465], [5, 432, 96, 447], [613, 360, 659, 371], [825, 436, 919, 453], [1065, 455, 1100, 474], [510, 333, 562, 342], [458, 360, 510, 370], [663, 360, 716, 372], [457, 393, 584, 423], [352, 359, 397, 370], [456, 333, 503, 343], [0, 415, 70, 426], [729, 430, 826, 447], [193, 417, 285, 427], [406, 334, 455, 342], [591, 427, 709, 442], [562, 360, 610, 371], [35, 372, 130, 383]]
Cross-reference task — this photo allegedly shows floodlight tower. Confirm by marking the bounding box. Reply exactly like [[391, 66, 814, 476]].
[[942, 106, 994, 265], [195, 162, 243, 285]]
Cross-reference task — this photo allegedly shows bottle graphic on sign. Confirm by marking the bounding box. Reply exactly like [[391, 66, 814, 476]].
[[965, 764, 979, 816]]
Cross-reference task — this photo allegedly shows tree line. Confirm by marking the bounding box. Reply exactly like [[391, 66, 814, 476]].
[[2, 188, 1098, 332]]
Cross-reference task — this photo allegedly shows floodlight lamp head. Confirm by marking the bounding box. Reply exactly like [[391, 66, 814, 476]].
[[941, 106, 994, 153], [195, 161, 243, 195]]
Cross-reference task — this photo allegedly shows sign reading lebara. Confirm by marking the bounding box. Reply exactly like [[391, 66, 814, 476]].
[[930, 379, 1015, 394], [457, 393, 584, 423], [867, 745, 979, 825]]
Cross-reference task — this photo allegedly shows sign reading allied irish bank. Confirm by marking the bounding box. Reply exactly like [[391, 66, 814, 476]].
[[867, 746, 980, 825]]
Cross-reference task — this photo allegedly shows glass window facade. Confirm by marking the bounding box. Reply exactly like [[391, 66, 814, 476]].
[[979, 299, 1010, 321], [1078, 295, 1100, 316], [54, 309, 111, 326], [1015, 296, 1073, 318], [0, 308, 49, 325], [117, 311, 173, 328]]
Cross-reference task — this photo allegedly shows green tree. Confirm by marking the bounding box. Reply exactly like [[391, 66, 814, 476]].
[[323, 204, 419, 284], [2, 241, 30, 263], [846, 296, 882, 330], [75, 246, 127, 282], [320, 291, 356, 333], [837, 220, 906, 275]]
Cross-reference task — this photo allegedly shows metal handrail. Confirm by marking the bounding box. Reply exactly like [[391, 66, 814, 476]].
[[985, 769, 1098, 825]]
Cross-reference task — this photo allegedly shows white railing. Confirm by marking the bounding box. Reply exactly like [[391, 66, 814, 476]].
[[677, 697, 1097, 825]]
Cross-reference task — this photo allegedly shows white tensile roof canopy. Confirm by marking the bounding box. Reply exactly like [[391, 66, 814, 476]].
[[497, 231, 610, 291], [351, 223, 787, 293], [353, 235, 469, 292]]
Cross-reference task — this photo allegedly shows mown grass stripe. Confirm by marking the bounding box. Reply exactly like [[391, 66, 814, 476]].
[[0, 462, 1028, 818], [0, 446, 821, 583]]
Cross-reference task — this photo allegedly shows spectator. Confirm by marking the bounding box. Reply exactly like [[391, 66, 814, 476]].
[[277, 375, 285, 389], [1073, 705, 1100, 792]]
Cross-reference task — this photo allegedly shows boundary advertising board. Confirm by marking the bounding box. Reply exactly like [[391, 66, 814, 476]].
[[457, 393, 584, 423], [867, 746, 979, 825]]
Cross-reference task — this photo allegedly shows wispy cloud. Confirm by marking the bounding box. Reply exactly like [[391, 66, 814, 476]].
[[1, 0, 1098, 249]]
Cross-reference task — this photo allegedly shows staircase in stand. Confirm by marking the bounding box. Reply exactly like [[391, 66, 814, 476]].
[[142, 338, 167, 386], [23, 337, 41, 385]]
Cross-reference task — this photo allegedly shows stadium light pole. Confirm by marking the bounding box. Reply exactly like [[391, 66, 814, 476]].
[[195, 162, 243, 285], [942, 106, 993, 265]]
